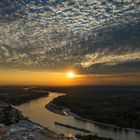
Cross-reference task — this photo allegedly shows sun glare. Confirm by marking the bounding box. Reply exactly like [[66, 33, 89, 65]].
[[67, 72, 75, 78]]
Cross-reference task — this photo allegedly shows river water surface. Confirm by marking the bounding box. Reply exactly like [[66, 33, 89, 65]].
[[16, 92, 140, 140]]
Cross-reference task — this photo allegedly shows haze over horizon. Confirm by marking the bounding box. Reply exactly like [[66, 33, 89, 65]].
[[0, 0, 140, 85]]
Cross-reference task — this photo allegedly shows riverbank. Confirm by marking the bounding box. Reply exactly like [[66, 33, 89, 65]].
[[50, 97, 140, 133], [53, 88, 140, 130], [45, 101, 66, 116], [45, 99, 123, 130]]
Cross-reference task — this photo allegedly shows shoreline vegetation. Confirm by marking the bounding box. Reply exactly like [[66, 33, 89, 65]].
[[51, 86, 140, 131], [46, 101, 66, 116], [46, 99, 140, 133]]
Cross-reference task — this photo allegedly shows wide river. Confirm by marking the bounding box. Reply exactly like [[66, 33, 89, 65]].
[[16, 92, 140, 140]]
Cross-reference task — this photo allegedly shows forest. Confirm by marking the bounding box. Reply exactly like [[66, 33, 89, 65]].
[[0, 86, 49, 105], [53, 86, 140, 129]]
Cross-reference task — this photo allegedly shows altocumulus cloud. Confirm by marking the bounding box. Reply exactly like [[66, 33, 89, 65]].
[[0, 0, 140, 75]]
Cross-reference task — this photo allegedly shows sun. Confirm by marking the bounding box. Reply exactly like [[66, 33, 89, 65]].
[[67, 72, 75, 78]]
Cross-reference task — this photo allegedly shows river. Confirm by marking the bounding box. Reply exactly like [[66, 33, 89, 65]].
[[16, 92, 140, 140]]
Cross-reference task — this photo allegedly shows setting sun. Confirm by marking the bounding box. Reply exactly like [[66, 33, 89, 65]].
[[67, 72, 75, 78]]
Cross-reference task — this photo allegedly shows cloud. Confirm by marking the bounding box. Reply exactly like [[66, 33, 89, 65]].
[[0, 0, 140, 75], [81, 51, 140, 68]]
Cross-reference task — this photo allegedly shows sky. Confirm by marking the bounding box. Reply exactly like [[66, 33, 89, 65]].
[[0, 0, 140, 86]]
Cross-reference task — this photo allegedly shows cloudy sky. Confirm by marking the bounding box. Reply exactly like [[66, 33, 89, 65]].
[[0, 0, 140, 85]]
